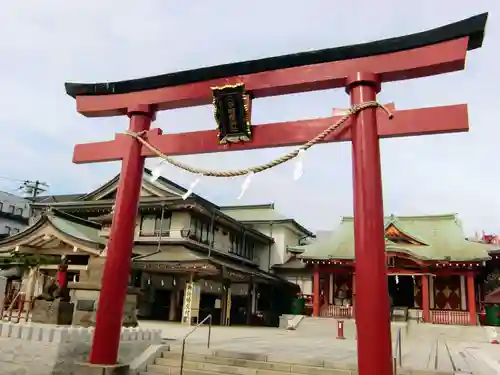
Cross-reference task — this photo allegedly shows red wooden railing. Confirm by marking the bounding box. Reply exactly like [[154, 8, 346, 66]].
[[320, 305, 354, 318], [431, 310, 470, 325]]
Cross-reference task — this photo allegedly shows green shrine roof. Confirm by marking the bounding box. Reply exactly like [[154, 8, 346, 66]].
[[48, 212, 105, 245], [0, 209, 105, 254], [293, 214, 493, 262]]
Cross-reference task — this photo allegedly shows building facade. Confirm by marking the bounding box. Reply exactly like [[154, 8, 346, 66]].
[[277, 214, 497, 326], [0, 169, 312, 327], [0, 191, 31, 239]]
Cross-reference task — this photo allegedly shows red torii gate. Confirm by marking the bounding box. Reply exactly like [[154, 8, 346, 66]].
[[66, 13, 487, 375]]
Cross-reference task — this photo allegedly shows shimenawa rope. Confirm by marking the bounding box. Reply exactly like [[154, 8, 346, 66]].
[[125, 101, 393, 178]]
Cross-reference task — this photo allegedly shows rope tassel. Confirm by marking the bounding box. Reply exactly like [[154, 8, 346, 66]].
[[182, 177, 200, 200], [150, 162, 164, 182], [237, 172, 254, 200], [293, 149, 306, 181]]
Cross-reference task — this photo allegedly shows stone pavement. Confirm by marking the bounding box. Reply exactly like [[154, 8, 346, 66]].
[[138, 320, 500, 374]]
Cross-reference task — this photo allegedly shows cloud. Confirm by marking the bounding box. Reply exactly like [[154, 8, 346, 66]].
[[0, 0, 498, 235]]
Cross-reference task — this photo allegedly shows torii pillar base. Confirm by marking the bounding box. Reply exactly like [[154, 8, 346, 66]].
[[75, 362, 129, 375]]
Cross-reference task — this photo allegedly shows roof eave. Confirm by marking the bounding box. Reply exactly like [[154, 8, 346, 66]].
[[238, 219, 314, 237]]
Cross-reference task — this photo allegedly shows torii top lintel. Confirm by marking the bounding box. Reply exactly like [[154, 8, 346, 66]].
[[65, 13, 487, 118]]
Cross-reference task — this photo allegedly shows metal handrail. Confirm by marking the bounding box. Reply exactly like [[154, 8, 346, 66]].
[[393, 327, 402, 375], [179, 314, 212, 375]]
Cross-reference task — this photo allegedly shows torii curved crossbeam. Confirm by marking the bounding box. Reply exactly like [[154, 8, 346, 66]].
[[65, 13, 486, 117]]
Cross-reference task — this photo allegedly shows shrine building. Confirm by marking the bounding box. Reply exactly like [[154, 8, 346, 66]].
[[0, 169, 312, 327], [1, 170, 497, 327], [277, 214, 496, 326]]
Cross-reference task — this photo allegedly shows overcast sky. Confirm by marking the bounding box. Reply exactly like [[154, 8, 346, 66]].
[[0, 1, 498, 235]]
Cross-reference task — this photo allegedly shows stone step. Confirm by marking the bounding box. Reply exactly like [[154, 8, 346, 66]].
[[161, 349, 352, 368], [142, 348, 455, 375], [141, 367, 235, 375], [158, 356, 297, 371], [146, 363, 352, 375], [141, 369, 327, 375], [155, 357, 349, 375], [142, 350, 355, 375]]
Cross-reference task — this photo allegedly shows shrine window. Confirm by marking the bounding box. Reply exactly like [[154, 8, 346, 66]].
[[8, 205, 14, 214], [0, 202, 3, 211], [154, 213, 171, 236], [244, 240, 255, 260], [189, 215, 212, 245], [15, 207, 23, 216], [139, 212, 171, 237], [229, 232, 255, 260], [66, 254, 89, 266], [229, 233, 242, 254], [4, 226, 11, 235]]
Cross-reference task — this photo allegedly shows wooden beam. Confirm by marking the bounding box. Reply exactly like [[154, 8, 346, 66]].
[[73, 104, 468, 163]]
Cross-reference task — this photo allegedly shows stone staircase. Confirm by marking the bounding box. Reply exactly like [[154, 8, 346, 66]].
[[137, 347, 458, 375], [139, 348, 360, 375]]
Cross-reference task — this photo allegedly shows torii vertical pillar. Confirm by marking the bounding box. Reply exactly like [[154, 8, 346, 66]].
[[347, 72, 392, 375], [89, 105, 155, 364]]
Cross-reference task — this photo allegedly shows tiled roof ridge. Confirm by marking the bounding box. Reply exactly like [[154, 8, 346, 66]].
[[341, 213, 458, 222]]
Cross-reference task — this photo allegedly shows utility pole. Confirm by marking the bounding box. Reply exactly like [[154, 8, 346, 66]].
[[20, 180, 49, 200]]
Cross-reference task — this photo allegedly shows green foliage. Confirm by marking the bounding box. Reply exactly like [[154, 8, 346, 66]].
[[0, 253, 61, 269], [484, 270, 500, 295]]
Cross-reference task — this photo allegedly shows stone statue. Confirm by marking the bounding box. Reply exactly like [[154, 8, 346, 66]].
[[34, 279, 70, 302], [31, 270, 74, 325]]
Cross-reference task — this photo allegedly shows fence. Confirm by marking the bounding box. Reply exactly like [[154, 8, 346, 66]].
[[320, 305, 354, 318], [430, 310, 470, 325]]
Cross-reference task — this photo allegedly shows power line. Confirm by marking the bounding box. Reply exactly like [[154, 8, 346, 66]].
[[19, 180, 50, 200], [0, 176, 26, 183]]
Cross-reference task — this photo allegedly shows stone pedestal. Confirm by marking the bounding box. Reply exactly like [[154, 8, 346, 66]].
[[31, 299, 74, 325], [68, 258, 140, 328], [74, 362, 129, 375]]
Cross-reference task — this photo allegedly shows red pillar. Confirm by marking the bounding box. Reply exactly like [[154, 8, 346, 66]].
[[421, 274, 430, 322], [324, 273, 330, 306], [89, 104, 155, 365], [313, 265, 320, 317], [466, 272, 477, 325], [57, 264, 68, 289], [351, 272, 356, 317], [346, 72, 392, 375]]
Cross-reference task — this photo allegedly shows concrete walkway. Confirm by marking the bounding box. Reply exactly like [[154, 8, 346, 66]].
[[138, 320, 500, 374]]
